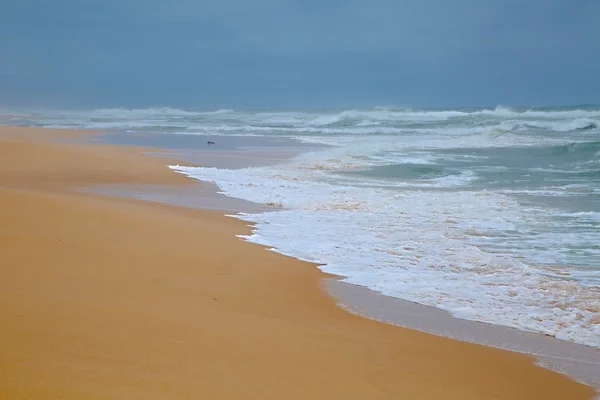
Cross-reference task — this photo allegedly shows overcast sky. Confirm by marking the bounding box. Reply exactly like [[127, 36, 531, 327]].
[[1, 0, 599, 109]]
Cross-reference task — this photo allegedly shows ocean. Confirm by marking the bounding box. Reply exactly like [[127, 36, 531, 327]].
[[3, 105, 599, 348]]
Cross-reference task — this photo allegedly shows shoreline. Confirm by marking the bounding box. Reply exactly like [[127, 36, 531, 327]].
[[0, 126, 596, 399], [144, 128, 600, 388], [327, 279, 600, 389]]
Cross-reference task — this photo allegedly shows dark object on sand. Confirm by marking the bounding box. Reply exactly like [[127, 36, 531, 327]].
[[207, 141, 215, 145]]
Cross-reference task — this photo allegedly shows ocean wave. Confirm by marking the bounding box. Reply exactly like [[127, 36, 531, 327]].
[[297, 106, 600, 124], [88, 107, 202, 118], [88, 107, 237, 118], [556, 211, 600, 222], [171, 163, 600, 348], [472, 106, 600, 119], [183, 124, 412, 136], [297, 106, 600, 125], [553, 141, 600, 157], [24, 105, 597, 128], [7, 106, 599, 139], [521, 118, 599, 132]]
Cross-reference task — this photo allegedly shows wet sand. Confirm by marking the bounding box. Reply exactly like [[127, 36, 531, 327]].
[[0, 126, 595, 399], [329, 279, 600, 390]]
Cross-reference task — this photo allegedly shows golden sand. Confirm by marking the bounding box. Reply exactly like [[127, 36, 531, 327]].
[[0, 126, 594, 399]]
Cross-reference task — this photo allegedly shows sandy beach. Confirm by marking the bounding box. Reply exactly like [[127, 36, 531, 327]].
[[0, 126, 595, 399]]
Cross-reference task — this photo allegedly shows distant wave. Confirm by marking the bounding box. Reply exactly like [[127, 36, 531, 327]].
[[3, 106, 598, 140], [88, 107, 235, 118], [298, 106, 600, 124], [556, 141, 600, 156], [521, 118, 598, 132], [576, 122, 598, 131], [45, 105, 600, 124], [474, 106, 600, 119]]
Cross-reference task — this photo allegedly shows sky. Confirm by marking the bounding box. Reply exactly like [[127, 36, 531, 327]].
[[1, 0, 599, 109]]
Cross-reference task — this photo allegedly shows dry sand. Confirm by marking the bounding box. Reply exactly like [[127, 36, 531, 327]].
[[0, 126, 595, 399]]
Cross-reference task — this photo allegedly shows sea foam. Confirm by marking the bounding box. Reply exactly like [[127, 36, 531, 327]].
[[171, 159, 600, 348]]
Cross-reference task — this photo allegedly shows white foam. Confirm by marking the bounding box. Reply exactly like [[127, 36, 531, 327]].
[[171, 162, 600, 349]]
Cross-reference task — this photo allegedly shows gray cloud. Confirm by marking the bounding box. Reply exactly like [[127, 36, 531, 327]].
[[0, 0, 598, 108]]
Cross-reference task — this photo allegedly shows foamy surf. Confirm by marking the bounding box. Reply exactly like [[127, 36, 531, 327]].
[[171, 161, 600, 349], [3, 105, 600, 349]]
